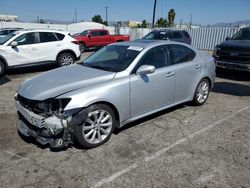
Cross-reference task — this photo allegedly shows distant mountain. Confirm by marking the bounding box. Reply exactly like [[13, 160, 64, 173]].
[[212, 20, 250, 27]]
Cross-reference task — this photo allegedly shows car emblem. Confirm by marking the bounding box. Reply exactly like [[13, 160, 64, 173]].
[[230, 52, 239, 57]]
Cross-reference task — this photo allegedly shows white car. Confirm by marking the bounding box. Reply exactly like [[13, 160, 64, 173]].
[[0, 29, 81, 76]]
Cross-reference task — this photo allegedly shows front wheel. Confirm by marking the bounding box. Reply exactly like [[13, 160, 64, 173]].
[[74, 104, 116, 148], [57, 53, 75, 67], [192, 78, 210, 106]]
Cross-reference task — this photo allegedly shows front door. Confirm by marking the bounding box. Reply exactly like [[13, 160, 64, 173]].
[[130, 45, 175, 117], [5, 32, 39, 66]]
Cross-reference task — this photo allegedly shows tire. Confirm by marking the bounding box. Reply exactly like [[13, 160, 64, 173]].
[[79, 43, 86, 53], [0, 60, 5, 77], [74, 104, 117, 149], [57, 53, 75, 67], [192, 78, 210, 106]]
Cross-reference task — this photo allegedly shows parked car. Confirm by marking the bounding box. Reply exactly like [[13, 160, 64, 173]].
[[16, 40, 215, 149], [0, 28, 22, 38], [143, 29, 192, 45], [73, 29, 130, 52], [0, 29, 81, 76], [213, 27, 250, 72]]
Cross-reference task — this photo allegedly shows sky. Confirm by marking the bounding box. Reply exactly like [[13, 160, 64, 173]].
[[0, 0, 249, 25]]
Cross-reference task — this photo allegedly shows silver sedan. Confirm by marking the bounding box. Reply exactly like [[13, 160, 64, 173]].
[[16, 40, 215, 149]]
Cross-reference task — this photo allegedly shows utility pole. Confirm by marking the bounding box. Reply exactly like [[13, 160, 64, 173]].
[[189, 14, 192, 28], [105, 6, 109, 25], [75, 8, 77, 23], [152, 0, 157, 28]]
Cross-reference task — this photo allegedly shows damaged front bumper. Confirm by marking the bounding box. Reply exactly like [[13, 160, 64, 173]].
[[16, 101, 74, 148]]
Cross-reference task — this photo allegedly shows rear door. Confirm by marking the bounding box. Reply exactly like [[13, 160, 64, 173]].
[[168, 44, 201, 103], [89, 30, 109, 47], [35, 32, 62, 62]]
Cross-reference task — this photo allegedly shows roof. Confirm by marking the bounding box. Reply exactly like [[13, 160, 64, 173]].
[[109, 39, 195, 51], [12, 29, 69, 35]]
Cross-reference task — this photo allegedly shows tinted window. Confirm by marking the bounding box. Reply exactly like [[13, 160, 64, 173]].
[[182, 31, 190, 38], [143, 31, 167, 40], [172, 32, 182, 39], [232, 28, 250, 40], [14, 32, 36, 45], [39, 32, 58, 43], [134, 46, 168, 72], [170, 44, 196, 64], [100, 31, 108, 36], [0, 30, 9, 35], [55, 33, 65, 40], [91, 31, 100, 36]]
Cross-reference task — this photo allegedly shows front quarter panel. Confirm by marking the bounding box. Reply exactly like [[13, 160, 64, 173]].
[[58, 75, 130, 125]]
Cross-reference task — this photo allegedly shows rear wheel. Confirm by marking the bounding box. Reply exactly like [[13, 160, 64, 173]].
[[74, 104, 116, 148], [192, 78, 210, 106], [0, 60, 5, 77], [79, 43, 86, 53], [57, 53, 75, 67]]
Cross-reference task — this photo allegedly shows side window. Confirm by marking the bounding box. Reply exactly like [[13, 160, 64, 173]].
[[55, 33, 65, 41], [170, 44, 196, 64], [14, 32, 36, 45], [0, 30, 9, 35], [172, 32, 182, 39], [91, 31, 100, 37], [100, 31, 108, 36], [182, 31, 190, 38], [133, 46, 168, 73], [39, 32, 58, 43]]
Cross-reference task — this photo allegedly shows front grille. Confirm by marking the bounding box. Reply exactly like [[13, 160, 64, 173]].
[[218, 47, 250, 64]]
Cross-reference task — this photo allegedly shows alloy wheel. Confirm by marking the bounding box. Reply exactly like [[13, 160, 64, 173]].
[[82, 109, 113, 144], [196, 80, 209, 104], [60, 55, 74, 66]]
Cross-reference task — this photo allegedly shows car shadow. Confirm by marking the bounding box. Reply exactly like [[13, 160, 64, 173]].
[[113, 104, 185, 135], [0, 76, 11, 85], [6, 64, 57, 75], [212, 82, 250, 96], [216, 68, 250, 81]]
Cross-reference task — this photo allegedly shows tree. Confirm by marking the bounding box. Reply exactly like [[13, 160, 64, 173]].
[[141, 20, 148, 28], [168, 9, 176, 27], [156, 17, 168, 28], [92, 15, 104, 24]]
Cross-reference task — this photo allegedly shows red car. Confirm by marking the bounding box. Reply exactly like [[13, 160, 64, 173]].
[[73, 29, 130, 52]]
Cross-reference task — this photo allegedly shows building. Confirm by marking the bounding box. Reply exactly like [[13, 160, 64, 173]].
[[0, 14, 18, 22]]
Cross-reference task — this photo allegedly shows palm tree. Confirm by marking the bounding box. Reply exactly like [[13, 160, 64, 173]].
[[168, 9, 176, 27]]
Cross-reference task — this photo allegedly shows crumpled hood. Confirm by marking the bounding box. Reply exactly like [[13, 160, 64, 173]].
[[219, 40, 250, 50], [18, 64, 116, 100]]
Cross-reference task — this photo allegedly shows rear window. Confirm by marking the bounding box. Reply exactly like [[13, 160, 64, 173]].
[[39, 32, 58, 43], [55, 33, 65, 40], [182, 31, 190, 38], [172, 32, 182, 39], [170, 44, 196, 64]]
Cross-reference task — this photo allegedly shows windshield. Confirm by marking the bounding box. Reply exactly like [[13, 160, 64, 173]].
[[82, 45, 142, 72], [80, 30, 88, 36], [231, 28, 250, 40], [143, 31, 166, 40], [0, 33, 16, 45]]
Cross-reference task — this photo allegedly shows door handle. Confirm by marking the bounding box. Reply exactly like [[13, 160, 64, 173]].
[[195, 64, 201, 69], [165, 71, 175, 77]]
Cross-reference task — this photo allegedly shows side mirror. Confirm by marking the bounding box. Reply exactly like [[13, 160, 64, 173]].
[[11, 41, 18, 48], [225, 37, 231, 41], [87, 34, 91, 38], [136, 65, 155, 75]]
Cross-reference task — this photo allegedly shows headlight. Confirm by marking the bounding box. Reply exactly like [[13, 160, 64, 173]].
[[213, 47, 220, 57]]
